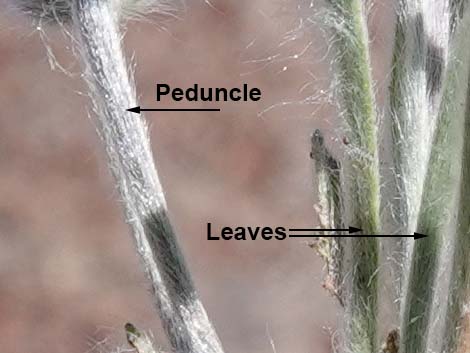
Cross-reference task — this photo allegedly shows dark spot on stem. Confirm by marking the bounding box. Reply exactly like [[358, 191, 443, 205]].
[[426, 42, 445, 99]]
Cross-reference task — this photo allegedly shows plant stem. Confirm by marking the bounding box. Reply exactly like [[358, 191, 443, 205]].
[[382, 1, 427, 325], [400, 5, 470, 353], [323, 1, 380, 352], [71, 2, 224, 352], [442, 73, 470, 353], [384, 1, 449, 330], [442, 4, 470, 348], [388, 0, 429, 236]]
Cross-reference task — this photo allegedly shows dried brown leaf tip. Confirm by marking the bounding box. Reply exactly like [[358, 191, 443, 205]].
[[381, 329, 399, 353], [125, 322, 158, 353], [309, 237, 343, 306]]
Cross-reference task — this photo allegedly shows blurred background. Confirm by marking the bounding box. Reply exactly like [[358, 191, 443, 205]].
[[0, 1, 393, 352]]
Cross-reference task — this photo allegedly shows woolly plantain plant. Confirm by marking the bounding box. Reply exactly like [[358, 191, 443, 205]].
[[10, 0, 470, 352]]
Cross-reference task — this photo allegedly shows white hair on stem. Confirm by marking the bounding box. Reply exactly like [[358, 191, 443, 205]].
[[314, 1, 381, 353], [70, 1, 225, 352], [14, 0, 225, 352], [377, 2, 450, 344], [14, 0, 182, 23], [399, 2, 470, 353]]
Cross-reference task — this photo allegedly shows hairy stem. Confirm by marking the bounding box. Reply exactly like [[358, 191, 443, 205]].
[[388, 0, 427, 235], [383, 2, 449, 331], [323, 1, 380, 352], [400, 4, 470, 353], [71, 1, 224, 352], [383, 1, 427, 325], [442, 3, 470, 346], [442, 73, 470, 353]]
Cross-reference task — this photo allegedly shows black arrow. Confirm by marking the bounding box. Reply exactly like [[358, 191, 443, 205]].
[[127, 106, 221, 114], [289, 232, 427, 240], [289, 226, 361, 234]]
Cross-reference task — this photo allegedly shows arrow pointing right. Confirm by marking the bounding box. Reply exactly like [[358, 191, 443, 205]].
[[289, 232, 428, 240]]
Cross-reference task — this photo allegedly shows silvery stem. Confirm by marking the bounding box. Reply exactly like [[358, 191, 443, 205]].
[[71, 1, 225, 352]]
